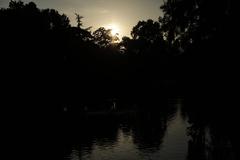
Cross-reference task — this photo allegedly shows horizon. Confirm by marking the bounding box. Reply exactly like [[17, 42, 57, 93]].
[[0, 0, 164, 38], [0, 0, 236, 160]]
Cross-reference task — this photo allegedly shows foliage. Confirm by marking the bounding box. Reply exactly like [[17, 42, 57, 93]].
[[0, 0, 234, 105]]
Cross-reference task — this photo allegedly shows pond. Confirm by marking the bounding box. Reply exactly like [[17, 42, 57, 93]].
[[63, 98, 236, 160]]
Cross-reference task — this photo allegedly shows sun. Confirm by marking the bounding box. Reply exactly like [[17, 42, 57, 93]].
[[106, 23, 120, 36]]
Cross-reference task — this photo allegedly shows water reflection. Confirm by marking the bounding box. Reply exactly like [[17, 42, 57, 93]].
[[184, 98, 237, 160], [63, 98, 237, 160]]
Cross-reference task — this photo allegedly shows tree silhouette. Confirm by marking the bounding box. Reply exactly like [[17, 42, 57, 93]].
[[75, 13, 83, 29], [9, 0, 24, 9], [160, 0, 232, 54], [93, 27, 114, 48], [131, 20, 162, 42], [41, 9, 70, 30], [1, 1, 237, 159]]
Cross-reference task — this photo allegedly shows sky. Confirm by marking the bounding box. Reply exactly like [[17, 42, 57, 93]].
[[0, 0, 164, 38]]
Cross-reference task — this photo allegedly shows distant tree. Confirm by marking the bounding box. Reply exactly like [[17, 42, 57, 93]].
[[159, 0, 232, 53], [68, 15, 93, 43], [119, 36, 132, 53], [9, 0, 24, 9], [41, 9, 70, 30], [121, 19, 166, 56], [158, 0, 235, 103], [0, 0, 72, 62], [75, 13, 83, 29], [119, 36, 141, 55], [93, 27, 115, 48], [131, 19, 163, 43]]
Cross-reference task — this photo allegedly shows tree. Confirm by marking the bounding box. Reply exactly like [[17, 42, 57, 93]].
[[119, 36, 132, 53], [121, 19, 166, 56], [68, 15, 93, 43], [131, 19, 163, 43], [75, 13, 83, 29], [9, 0, 24, 9], [41, 9, 70, 30], [93, 27, 115, 48], [159, 0, 232, 53]]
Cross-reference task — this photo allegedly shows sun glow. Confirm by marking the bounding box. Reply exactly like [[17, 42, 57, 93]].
[[106, 23, 120, 36]]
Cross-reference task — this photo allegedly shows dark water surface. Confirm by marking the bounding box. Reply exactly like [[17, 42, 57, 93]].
[[63, 98, 236, 160]]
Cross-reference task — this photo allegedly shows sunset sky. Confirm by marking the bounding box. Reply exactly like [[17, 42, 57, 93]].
[[0, 0, 164, 38]]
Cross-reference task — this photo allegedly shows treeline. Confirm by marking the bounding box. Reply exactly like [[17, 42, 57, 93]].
[[1, 1, 238, 158], [0, 0, 234, 106]]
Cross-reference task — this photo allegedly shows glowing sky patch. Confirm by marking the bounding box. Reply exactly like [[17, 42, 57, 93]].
[[0, 0, 164, 38]]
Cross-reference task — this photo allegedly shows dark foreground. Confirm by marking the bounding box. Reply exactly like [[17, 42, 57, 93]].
[[62, 97, 237, 160]]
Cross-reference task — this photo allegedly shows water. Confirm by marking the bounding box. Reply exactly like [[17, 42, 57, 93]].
[[63, 98, 236, 160]]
